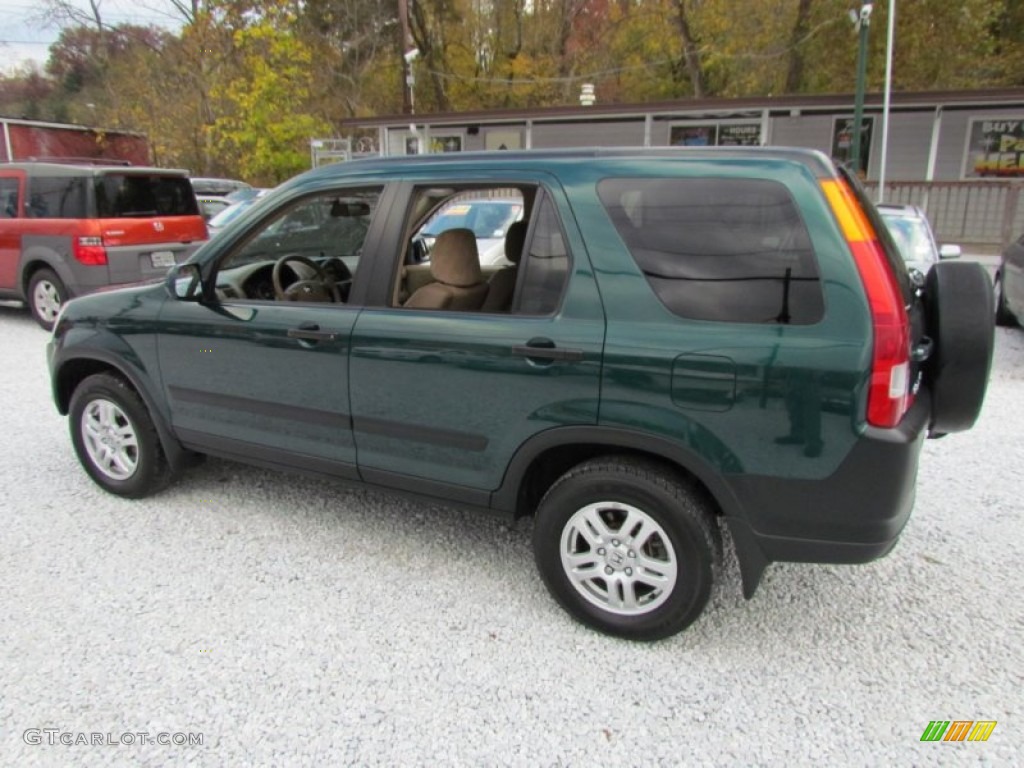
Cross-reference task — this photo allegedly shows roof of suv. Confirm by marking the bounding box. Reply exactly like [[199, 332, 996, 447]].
[[190, 177, 252, 196], [1, 161, 190, 178], [302, 146, 841, 181]]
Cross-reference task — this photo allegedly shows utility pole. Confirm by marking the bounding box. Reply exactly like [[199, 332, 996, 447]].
[[398, 0, 417, 115], [850, 3, 873, 175], [878, 0, 896, 202]]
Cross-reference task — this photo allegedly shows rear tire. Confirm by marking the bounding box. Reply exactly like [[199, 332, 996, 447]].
[[922, 261, 995, 434], [533, 456, 719, 641], [69, 373, 172, 498], [27, 268, 67, 330]]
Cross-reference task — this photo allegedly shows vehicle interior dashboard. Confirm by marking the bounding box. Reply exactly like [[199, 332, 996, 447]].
[[214, 256, 355, 303]]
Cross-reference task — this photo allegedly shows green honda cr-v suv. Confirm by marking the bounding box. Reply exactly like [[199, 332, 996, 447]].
[[47, 149, 994, 640]]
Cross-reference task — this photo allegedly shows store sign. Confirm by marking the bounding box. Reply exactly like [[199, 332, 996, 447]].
[[717, 124, 762, 146], [964, 118, 1024, 178]]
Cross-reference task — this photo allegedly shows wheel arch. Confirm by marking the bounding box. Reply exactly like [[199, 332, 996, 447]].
[[53, 351, 188, 472], [20, 247, 73, 298], [493, 426, 737, 518], [493, 426, 771, 597]]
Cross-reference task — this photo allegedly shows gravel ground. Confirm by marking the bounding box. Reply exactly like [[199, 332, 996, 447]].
[[1, 303, 1022, 766]]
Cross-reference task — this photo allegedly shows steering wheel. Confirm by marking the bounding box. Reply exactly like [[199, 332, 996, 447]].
[[271, 254, 341, 302]]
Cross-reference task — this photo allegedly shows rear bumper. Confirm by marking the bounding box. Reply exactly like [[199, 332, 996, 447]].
[[724, 390, 930, 596]]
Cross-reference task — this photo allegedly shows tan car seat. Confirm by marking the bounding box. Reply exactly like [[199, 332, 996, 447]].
[[480, 220, 527, 313], [403, 228, 488, 310]]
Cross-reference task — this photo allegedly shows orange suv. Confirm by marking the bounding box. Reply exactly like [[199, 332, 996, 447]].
[[0, 162, 208, 328]]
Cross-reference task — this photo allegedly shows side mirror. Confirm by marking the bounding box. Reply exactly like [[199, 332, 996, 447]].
[[166, 262, 204, 301], [939, 244, 961, 260]]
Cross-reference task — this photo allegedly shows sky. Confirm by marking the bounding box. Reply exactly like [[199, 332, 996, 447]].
[[0, 0, 181, 74]]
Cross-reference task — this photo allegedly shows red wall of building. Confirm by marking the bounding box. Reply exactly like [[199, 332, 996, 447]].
[[2, 121, 150, 165]]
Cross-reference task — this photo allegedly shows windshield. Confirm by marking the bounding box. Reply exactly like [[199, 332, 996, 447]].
[[209, 199, 254, 229], [422, 200, 522, 239]]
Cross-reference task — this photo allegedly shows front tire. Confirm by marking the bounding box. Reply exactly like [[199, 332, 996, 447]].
[[533, 457, 719, 641], [27, 268, 67, 330], [69, 373, 171, 498]]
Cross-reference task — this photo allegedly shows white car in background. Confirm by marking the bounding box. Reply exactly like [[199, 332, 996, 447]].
[[206, 188, 272, 238], [878, 203, 961, 277], [418, 197, 524, 265]]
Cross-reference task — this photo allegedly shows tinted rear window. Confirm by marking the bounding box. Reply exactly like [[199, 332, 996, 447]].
[[598, 177, 824, 324], [95, 174, 199, 218], [27, 176, 88, 219]]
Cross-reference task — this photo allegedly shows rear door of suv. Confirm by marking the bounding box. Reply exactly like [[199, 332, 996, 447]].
[[93, 170, 208, 284], [348, 174, 606, 497], [583, 157, 872, 504]]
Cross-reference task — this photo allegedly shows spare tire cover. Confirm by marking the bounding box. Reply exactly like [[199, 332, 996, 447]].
[[922, 261, 994, 433]]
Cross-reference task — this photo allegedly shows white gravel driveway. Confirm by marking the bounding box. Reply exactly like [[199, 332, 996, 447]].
[[1, 304, 1021, 766]]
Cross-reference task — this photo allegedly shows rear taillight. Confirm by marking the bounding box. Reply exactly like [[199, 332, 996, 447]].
[[821, 179, 911, 429], [73, 236, 108, 266]]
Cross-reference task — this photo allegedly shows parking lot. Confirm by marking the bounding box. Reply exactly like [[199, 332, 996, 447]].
[[1, 303, 1021, 765]]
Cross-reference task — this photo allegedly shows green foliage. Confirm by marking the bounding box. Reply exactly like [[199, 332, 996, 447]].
[[211, 20, 330, 184]]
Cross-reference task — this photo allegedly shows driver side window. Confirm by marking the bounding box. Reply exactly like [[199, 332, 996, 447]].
[[215, 187, 382, 304]]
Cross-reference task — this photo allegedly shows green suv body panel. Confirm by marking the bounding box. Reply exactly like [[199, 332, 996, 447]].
[[50, 148, 978, 613]]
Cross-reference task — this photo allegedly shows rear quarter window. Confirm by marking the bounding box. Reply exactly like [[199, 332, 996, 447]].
[[26, 176, 88, 219], [95, 174, 199, 218], [0, 176, 19, 218], [598, 177, 824, 324]]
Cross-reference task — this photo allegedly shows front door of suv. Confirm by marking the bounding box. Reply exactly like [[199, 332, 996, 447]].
[[157, 185, 388, 475], [348, 182, 605, 497]]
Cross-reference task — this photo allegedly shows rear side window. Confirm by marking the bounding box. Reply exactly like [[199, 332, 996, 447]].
[[0, 176, 19, 218], [95, 174, 199, 218], [598, 178, 824, 324], [27, 176, 88, 219]]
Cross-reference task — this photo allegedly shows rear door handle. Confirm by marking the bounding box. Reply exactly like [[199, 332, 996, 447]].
[[512, 338, 584, 362], [287, 323, 337, 342]]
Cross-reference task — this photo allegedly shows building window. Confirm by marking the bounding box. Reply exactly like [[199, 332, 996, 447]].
[[402, 134, 464, 155], [669, 122, 761, 147], [429, 135, 463, 153], [831, 116, 874, 177]]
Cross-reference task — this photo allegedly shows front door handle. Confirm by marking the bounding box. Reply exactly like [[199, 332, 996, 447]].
[[287, 323, 337, 342], [512, 338, 584, 362]]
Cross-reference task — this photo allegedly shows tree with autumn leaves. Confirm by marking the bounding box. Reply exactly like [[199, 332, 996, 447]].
[[1, 0, 1021, 184]]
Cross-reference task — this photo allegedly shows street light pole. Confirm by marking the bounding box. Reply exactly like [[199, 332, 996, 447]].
[[399, 0, 415, 115], [851, 3, 873, 175]]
